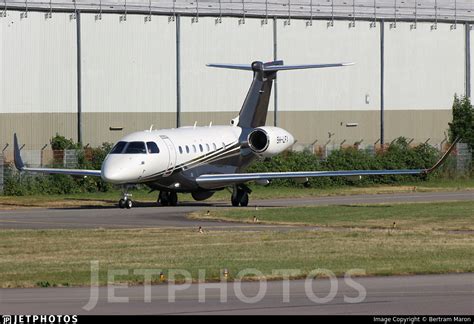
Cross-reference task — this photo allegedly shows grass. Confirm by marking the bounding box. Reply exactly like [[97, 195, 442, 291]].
[[0, 200, 473, 288], [0, 177, 473, 209], [192, 201, 474, 231], [0, 228, 472, 288]]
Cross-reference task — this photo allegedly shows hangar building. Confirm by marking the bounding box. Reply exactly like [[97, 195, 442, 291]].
[[0, 0, 473, 154]]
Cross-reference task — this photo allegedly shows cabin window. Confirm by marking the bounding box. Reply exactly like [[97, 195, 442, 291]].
[[124, 141, 147, 154], [222, 142, 226, 149], [146, 142, 160, 154], [185, 145, 190, 154], [212, 143, 217, 151], [206, 144, 210, 152], [199, 144, 203, 152], [179, 146, 183, 154], [110, 141, 127, 154], [192, 145, 197, 153]]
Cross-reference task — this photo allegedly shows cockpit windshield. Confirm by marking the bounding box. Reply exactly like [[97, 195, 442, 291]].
[[110, 141, 127, 154], [110, 141, 147, 154], [124, 142, 147, 154]]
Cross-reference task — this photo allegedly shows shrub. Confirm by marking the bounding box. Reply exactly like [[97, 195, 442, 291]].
[[247, 137, 444, 188], [3, 165, 83, 196], [50, 134, 80, 150], [77, 142, 113, 192], [449, 95, 474, 152]]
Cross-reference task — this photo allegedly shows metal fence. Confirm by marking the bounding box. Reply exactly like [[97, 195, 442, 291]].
[[64, 150, 79, 168], [456, 143, 473, 174], [0, 150, 79, 169]]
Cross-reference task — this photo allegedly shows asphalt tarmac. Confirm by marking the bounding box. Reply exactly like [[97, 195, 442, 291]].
[[1, 274, 472, 315], [0, 191, 472, 314], [0, 191, 472, 229]]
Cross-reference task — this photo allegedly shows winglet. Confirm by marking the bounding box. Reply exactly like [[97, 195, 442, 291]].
[[424, 137, 461, 174], [13, 133, 25, 171]]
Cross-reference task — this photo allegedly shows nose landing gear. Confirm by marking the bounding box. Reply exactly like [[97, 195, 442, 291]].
[[118, 186, 133, 209], [157, 191, 178, 206], [118, 198, 133, 209]]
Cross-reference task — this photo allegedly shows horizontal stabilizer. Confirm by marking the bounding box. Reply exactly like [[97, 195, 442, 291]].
[[206, 64, 253, 71], [264, 62, 355, 71], [207, 61, 354, 73]]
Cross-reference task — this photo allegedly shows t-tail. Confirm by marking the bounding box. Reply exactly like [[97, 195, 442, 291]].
[[207, 60, 354, 128]]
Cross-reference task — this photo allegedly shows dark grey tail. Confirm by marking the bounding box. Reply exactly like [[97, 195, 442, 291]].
[[237, 61, 280, 128], [207, 60, 354, 128]]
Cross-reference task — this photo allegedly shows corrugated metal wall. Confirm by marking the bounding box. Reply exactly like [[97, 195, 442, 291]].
[[180, 16, 273, 112], [0, 12, 77, 149], [385, 23, 464, 110], [278, 20, 380, 112], [180, 16, 273, 124], [0, 11, 471, 150], [276, 20, 379, 146], [81, 14, 176, 114], [81, 13, 177, 145], [383, 22, 464, 144]]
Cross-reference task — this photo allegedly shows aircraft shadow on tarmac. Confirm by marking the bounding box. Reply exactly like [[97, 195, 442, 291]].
[[51, 199, 265, 210]]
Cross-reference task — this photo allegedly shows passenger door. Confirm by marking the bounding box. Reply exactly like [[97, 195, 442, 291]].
[[160, 135, 177, 177]]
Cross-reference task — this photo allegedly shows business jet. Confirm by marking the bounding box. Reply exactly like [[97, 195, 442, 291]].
[[13, 60, 457, 209]]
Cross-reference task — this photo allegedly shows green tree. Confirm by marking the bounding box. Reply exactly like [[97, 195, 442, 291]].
[[50, 133, 80, 150], [448, 95, 474, 151]]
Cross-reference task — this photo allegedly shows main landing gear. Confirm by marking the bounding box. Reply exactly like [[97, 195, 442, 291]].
[[118, 186, 133, 209], [157, 191, 178, 206], [231, 184, 251, 207]]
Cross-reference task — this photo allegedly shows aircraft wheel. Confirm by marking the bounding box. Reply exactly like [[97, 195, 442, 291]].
[[231, 188, 246, 207], [169, 192, 178, 206], [159, 191, 170, 206], [118, 199, 126, 209], [231, 196, 239, 206], [240, 192, 249, 207], [125, 199, 133, 209], [230, 197, 239, 207], [231, 191, 241, 207]]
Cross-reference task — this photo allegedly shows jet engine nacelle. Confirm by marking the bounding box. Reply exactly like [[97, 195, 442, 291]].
[[248, 126, 295, 157]]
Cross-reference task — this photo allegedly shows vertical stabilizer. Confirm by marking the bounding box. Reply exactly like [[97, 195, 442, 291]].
[[236, 61, 281, 128]]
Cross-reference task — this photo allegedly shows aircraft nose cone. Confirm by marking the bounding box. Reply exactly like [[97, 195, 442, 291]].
[[101, 158, 127, 184], [101, 155, 144, 184], [101, 165, 121, 184]]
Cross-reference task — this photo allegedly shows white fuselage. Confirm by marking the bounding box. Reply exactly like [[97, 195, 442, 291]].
[[101, 125, 243, 185]]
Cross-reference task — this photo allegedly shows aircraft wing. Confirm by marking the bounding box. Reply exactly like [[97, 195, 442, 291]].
[[13, 134, 102, 177], [196, 139, 459, 189]]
